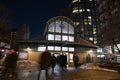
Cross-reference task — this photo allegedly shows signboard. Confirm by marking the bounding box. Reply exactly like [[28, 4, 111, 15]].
[[18, 51, 28, 60]]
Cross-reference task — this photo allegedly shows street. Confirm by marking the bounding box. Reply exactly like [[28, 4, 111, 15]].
[[15, 61, 120, 80]]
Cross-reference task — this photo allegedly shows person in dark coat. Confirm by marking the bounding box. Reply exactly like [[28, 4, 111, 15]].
[[38, 50, 52, 80], [60, 54, 67, 71], [2, 49, 18, 79], [51, 54, 56, 72], [73, 54, 79, 69]]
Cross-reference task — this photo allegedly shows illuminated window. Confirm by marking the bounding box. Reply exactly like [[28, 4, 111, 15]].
[[38, 46, 46, 51], [114, 44, 120, 52], [56, 21, 61, 33], [72, 7, 78, 13], [69, 24, 74, 34], [62, 21, 68, 33], [62, 47, 68, 51], [62, 35, 68, 41], [49, 22, 55, 32], [48, 34, 54, 40], [48, 46, 54, 50], [69, 36, 74, 42], [88, 16, 92, 19], [93, 31, 96, 34], [94, 41, 97, 44], [69, 47, 74, 51], [83, 9, 85, 11], [55, 46, 61, 51], [72, 0, 78, 3], [87, 9, 90, 12], [55, 35, 61, 41], [75, 22, 80, 25], [89, 22, 92, 25], [93, 28, 96, 31], [79, 9, 82, 12], [69, 53, 74, 62], [89, 37, 93, 41]]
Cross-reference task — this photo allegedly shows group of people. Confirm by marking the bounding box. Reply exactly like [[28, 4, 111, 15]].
[[38, 50, 80, 80], [38, 51, 68, 80], [57, 54, 67, 71]]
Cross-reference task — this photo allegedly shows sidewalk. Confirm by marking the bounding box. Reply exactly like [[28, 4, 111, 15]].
[[79, 63, 118, 72], [0, 61, 119, 80]]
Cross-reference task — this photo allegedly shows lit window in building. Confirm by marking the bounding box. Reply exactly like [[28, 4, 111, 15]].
[[69, 24, 74, 34], [72, 7, 78, 13], [55, 35, 61, 41], [93, 31, 96, 34], [94, 41, 97, 44], [56, 21, 61, 33], [38, 46, 46, 51], [93, 28, 96, 31], [75, 22, 80, 25], [49, 22, 55, 32], [87, 9, 90, 12], [62, 47, 68, 51], [69, 47, 74, 51], [62, 35, 68, 41], [88, 16, 92, 19], [55, 46, 61, 51], [114, 44, 120, 52], [48, 34, 54, 40], [62, 21, 68, 33], [69, 36, 74, 42], [89, 22, 92, 25], [48, 46, 54, 50], [72, 0, 78, 3], [89, 37, 93, 41], [79, 9, 82, 12], [70, 53, 74, 62]]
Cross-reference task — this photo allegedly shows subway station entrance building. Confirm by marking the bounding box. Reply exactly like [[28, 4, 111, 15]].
[[17, 16, 97, 66]]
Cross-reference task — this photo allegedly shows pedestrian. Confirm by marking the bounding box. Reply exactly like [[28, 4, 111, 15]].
[[38, 50, 52, 80], [73, 54, 79, 69], [2, 48, 18, 79], [62, 54, 67, 70], [51, 54, 56, 72], [60, 54, 67, 71]]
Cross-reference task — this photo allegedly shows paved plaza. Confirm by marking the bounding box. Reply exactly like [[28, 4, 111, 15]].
[[0, 60, 120, 80]]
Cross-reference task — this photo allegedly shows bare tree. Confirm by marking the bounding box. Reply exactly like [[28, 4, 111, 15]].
[[0, 3, 13, 45]]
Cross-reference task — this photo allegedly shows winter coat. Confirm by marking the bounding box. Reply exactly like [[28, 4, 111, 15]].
[[40, 51, 52, 70]]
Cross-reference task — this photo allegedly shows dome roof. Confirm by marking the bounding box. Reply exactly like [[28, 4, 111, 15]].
[[46, 16, 74, 27]]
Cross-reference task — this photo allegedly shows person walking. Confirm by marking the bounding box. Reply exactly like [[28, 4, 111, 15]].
[[38, 50, 52, 80], [51, 54, 56, 72], [2, 48, 18, 79], [73, 54, 79, 69]]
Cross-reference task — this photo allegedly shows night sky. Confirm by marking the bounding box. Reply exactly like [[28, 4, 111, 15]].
[[0, 0, 71, 38]]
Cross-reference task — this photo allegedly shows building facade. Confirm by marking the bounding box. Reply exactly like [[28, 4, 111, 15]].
[[17, 16, 97, 66], [68, 0, 99, 45], [97, 0, 120, 63], [98, 0, 120, 51]]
